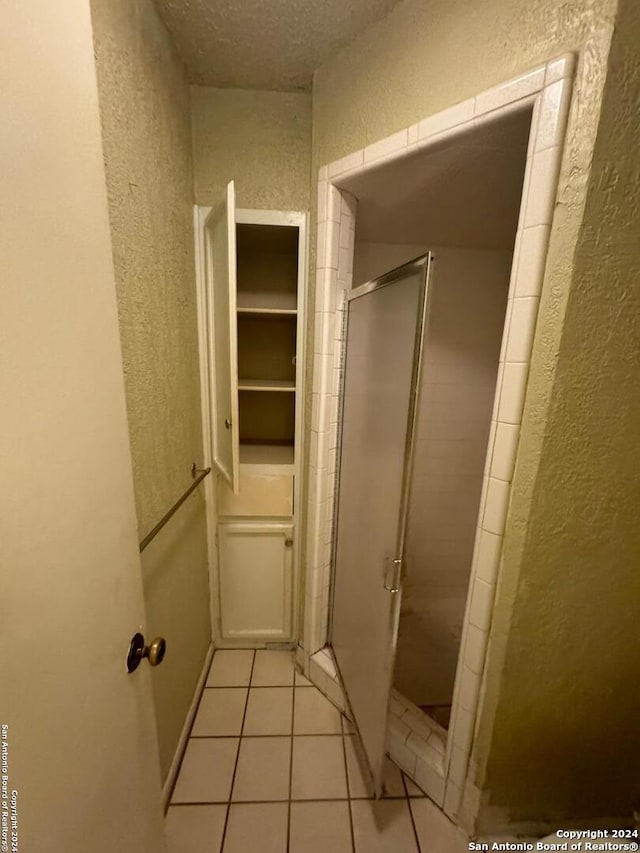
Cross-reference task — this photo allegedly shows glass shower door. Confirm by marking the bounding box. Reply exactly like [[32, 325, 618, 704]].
[[330, 254, 432, 795]]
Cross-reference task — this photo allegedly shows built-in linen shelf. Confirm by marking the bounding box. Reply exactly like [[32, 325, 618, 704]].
[[237, 291, 297, 312], [239, 442, 295, 473], [237, 306, 297, 317], [238, 379, 296, 392]]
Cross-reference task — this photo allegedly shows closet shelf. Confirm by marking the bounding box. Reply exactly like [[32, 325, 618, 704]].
[[237, 306, 297, 317], [239, 442, 295, 468], [238, 379, 296, 392], [236, 291, 297, 312]]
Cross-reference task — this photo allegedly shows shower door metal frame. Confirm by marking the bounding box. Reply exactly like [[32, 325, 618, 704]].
[[329, 253, 434, 794], [328, 255, 433, 636]]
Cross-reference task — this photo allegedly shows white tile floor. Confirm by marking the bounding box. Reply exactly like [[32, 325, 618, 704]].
[[166, 650, 469, 852]]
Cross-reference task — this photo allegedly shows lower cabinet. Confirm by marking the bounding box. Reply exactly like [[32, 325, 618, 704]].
[[218, 520, 294, 641]]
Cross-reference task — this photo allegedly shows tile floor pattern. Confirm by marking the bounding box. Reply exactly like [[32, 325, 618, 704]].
[[166, 650, 469, 853]]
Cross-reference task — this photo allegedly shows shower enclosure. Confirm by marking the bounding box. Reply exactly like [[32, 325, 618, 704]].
[[312, 57, 574, 816], [329, 106, 530, 747], [331, 247, 511, 798]]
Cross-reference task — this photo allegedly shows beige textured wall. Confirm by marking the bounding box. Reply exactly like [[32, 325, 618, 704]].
[[311, 0, 634, 826], [90, 0, 211, 781], [307, 0, 617, 520], [476, 0, 640, 824], [191, 86, 312, 209], [312, 0, 616, 169]]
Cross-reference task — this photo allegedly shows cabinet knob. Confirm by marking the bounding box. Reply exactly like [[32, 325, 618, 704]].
[[285, 538, 293, 548], [224, 417, 232, 430]]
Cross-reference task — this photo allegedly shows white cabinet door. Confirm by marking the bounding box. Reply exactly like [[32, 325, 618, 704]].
[[204, 181, 239, 492], [218, 522, 293, 641]]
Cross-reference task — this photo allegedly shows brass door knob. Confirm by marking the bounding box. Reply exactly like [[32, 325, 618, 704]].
[[126, 632, 167, 673], [146, 637, 167, 666]]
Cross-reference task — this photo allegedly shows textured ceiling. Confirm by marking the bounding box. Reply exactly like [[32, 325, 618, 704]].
[[343, 107, 532, 250], [153, 0, 402, 91]]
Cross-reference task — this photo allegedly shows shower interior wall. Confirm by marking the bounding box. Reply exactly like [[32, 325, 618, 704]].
[[353, 240, 513, 708], [350, 111, 529, 710], [398, 246, 512, 709]]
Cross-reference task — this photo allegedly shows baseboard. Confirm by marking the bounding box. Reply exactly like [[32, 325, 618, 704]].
[[162, 642, 214, 809]]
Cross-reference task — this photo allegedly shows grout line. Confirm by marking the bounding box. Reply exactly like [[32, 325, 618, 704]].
[[205, 683, 297, 690], [164, 646, 220, 812], [189, 731, 341, 739], [188, 735, 244, 740], [340, 714, 357, 853], [403, 774, 422, 853], [218, 649, 256, 853], [286, 675, 296, 852], [351, 793, 406, 800], [401, 771, 427, 800], [170, 796, 356, 806]]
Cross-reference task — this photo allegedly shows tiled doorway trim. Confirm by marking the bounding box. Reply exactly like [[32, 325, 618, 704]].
[[304, 55, 575, 827]]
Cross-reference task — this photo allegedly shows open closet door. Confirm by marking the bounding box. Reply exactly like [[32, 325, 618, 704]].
[[331, 254, 433, 795], [205, 180, 239, 492]]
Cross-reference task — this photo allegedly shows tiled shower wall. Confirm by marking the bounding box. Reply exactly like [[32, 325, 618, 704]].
[[304, 188, 357, 654], [396, 247, 512, 708]]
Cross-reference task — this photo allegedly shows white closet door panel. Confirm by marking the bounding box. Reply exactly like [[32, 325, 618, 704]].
[[219, 522, 293, 640], [205, 180, 239, 491]]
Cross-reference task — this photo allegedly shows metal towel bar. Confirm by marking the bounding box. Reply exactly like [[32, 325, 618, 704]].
[[139, 465, 212, 553]]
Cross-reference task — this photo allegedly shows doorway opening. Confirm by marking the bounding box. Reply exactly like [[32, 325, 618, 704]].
[[305, 56, 573, 822], [348, 107, 531, 732], [329, 103, 530, 791]]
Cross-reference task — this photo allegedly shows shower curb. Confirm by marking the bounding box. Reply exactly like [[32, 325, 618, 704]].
[[297, 644, 448, 806]]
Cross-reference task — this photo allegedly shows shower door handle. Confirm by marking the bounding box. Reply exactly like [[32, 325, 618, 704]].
[[383, 558, 403, 594]]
